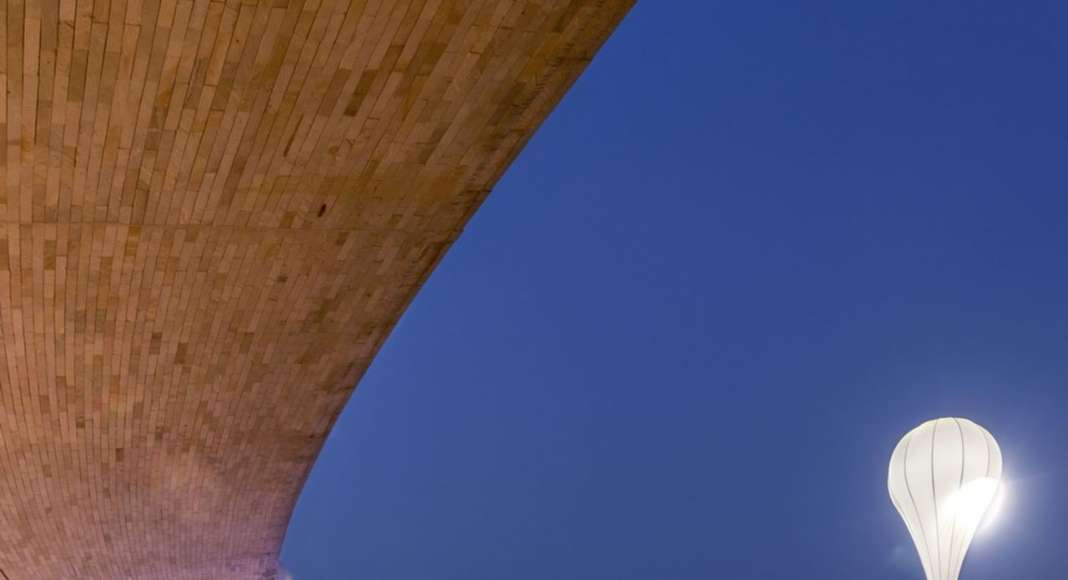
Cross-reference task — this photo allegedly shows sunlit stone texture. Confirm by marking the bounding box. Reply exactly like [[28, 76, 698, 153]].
[[0, 1, 634, 577]]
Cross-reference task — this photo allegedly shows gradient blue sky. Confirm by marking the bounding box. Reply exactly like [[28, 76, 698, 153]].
[[280, 2, 1068, 578]]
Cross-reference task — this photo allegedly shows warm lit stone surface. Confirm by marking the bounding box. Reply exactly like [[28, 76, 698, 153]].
[[0, 1, 632, 577]]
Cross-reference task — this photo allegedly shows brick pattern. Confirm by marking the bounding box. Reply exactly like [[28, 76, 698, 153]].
[[0, 1, 633, 578]]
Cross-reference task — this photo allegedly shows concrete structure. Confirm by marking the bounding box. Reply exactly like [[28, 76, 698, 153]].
[[0, 1, 633, 577]]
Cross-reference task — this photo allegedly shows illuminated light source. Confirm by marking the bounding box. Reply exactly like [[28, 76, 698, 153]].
[[980, 483, 1006, 531], [888, 418, 1003, 580]]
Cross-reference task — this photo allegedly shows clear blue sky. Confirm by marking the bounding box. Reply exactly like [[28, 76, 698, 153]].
[[280, 2, 1068, 578]]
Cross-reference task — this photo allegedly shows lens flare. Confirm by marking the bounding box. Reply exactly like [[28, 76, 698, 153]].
[[943, 477, 999, 531], [979, 481, 1007, 532]]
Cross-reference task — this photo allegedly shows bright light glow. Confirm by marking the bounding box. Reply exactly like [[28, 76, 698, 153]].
[[943, 477, 999, 531], [979, 482, 1007, 532]]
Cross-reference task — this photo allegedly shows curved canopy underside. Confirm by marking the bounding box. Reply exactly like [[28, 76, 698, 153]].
[[0, 1, 632, 577]]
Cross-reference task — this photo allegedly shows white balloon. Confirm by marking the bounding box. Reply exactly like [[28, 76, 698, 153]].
[[888, 418, 1002, 580]]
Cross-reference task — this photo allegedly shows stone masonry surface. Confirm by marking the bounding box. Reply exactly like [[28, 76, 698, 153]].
[[0, 0, 634, 577]]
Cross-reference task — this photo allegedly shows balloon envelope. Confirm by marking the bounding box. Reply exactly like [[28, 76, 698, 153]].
[[888, 418, 1002, 580]]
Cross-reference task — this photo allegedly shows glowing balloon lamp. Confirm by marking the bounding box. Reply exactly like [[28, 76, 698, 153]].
[[888, 418, 1003, 580]]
